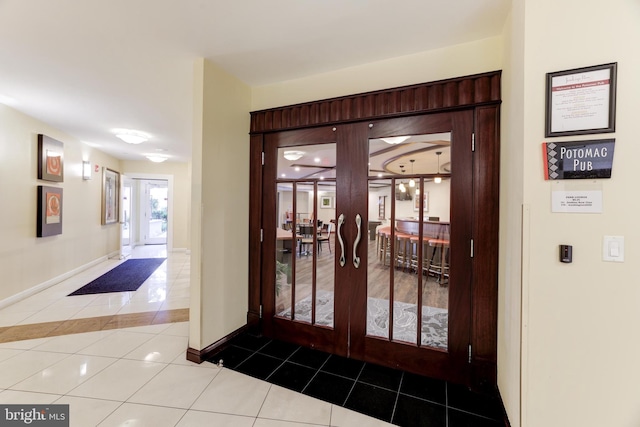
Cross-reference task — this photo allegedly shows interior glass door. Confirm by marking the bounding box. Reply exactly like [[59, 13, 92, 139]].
[[262, 111, 473, 381], [350, 112, 473, 382], [143, 181, 168, 245], [262, 126, 345, 355]]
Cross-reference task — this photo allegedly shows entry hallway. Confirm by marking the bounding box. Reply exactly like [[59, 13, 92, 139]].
[[0, 247, 392, 426]]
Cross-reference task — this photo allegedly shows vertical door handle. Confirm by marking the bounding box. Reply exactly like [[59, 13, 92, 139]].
[[337, 214, 346, 267], [353, 214, 362, 268]]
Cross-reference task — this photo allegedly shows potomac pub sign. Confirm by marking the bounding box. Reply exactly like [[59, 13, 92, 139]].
[[543, 139, 615, 180]]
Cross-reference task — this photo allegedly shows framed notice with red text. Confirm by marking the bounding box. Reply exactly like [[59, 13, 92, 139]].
[[545, 63, 617, 137]]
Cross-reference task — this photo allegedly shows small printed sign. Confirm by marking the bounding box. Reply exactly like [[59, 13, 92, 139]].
[[543, 139, 615, 180], [551, 190, 603, 213]]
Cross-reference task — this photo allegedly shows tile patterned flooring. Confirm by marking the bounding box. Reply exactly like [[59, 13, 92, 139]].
[[209, 333, 505, 427], [0, 246, 505, 426]]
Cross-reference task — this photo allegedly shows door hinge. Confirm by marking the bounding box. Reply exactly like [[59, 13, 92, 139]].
[[468, 344, 472, 363], [259, 305, 263, 318], [470, 239, 474, 258], [260, 229, 263, 242], [471, 133, 475, 152], [261, 151, 265, 166]]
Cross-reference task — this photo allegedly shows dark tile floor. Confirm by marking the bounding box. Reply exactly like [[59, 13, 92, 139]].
[[207, 332, 506, 427]]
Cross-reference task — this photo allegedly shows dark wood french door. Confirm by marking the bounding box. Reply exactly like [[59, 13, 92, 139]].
[[260, 111, 474, 383]]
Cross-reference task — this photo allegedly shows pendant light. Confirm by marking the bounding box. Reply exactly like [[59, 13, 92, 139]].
[[409, 159, 416, 188], [399, 165, 407, 192], [434, 152, 442, 184]]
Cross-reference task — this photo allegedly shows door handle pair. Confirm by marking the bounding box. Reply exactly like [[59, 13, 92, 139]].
[[337, 213, 362, 269]]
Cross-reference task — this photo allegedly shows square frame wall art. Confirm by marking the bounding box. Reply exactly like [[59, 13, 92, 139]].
[[37, 186, 63, 237], [320, 196, 334, 209], [102, 167, 120, 225], [37, 134, 64, 182]]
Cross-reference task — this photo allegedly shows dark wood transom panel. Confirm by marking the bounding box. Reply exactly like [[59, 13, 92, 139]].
[[250, 71, 500, 134]]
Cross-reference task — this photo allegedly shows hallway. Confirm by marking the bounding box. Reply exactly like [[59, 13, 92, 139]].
[[0, 246, 394, 426]]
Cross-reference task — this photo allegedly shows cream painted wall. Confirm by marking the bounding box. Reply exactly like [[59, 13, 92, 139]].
[[190, 59, 251, 351], [498, 4, 525, 427], [251, 36, 503, 111], [516, 1, 640, 426], [120, 160, 190, 251], [0, 104, 121, 302]]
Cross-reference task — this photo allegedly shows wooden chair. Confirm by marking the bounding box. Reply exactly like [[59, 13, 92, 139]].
[[298, 224, 315, 256], [317, 223, 332, 253]]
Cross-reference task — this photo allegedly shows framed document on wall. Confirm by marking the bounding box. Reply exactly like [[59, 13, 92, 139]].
[[545, 63, 617, 137]]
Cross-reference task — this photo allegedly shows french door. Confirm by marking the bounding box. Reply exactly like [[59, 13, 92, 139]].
[[261, 111, 473, 383]]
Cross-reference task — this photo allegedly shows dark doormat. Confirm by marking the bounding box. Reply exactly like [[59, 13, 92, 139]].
[[68, 258, 166, 296]]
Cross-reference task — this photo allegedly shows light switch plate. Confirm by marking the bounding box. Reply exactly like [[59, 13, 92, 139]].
[[603, 236, 624, 262]]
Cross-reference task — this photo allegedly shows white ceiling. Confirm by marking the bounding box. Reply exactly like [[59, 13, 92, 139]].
[[0, 0, 510, 163]]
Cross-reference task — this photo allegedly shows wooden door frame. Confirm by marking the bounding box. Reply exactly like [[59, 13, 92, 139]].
[[249, 70, 501, 389]]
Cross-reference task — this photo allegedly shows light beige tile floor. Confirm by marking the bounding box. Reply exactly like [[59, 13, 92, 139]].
[[0, 246, 387, 426]]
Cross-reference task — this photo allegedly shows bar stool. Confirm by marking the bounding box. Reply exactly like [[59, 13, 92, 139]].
[[377, 226, 391, 265], [427, 239, 449, 285], [394, 232, 412, 271], [409, 235, 432, 274]]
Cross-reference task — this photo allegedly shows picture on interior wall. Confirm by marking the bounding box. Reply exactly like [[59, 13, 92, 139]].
[[37, 134, 64, 182], [545, 62, 617, 137], [320, 196, 333, 209], [102, 167, 120, 225], [37, 185, 63, 237], [413, 191, 429, 212]]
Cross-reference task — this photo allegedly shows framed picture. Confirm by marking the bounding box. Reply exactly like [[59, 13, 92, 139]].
[[378, 196, 386, 220], [102, 168, 120, 225], [545, 63, 617, 137], [37, 134, 64, 182], [37, 186, 62, 237], [413, 191, 429, 212], [320, 196, 334, 209]]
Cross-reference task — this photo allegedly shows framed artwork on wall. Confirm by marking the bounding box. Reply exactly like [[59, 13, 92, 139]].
[[102, 167, 120, 225], [320, 196, 334, 209], [37, 134, 64, 182], [37, 185, 63, 237], [413, 191, 429, 212], [378, 196, 386, 220]]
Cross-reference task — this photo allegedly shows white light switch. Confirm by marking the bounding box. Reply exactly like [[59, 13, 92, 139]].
[[603, 236, 624, 262]]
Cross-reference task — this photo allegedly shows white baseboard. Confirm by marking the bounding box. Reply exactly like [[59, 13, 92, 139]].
[[0, 255, 109, 310]]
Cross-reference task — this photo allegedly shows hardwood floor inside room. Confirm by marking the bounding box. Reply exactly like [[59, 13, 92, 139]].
[[275, 234, 449, 315]]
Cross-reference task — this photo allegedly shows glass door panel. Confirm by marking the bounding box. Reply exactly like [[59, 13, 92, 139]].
[[316, 181, 336, 327], [275, 143, 336, 328], [144, 181, 168, 245], [366, 132, 452, 350]]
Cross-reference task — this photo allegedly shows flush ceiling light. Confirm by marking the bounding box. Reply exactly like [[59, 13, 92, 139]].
[[381, 136, 410, 145], [283, 150, 305, 161], [113, 129, 150, 144], [145, 155, 169, 163]]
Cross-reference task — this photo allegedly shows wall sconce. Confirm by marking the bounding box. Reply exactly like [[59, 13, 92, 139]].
[[82, 160, 92, 180]]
